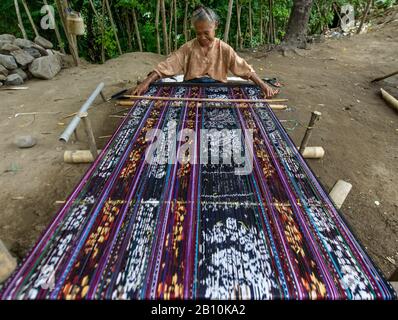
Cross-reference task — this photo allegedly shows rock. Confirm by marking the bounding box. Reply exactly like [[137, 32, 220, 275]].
[[0, 82, 3, 88], [31, 44, 48, 56], [14, 135, 37, 149], [29, 55, 61, 80], [10, 49, 34, 67], [10, 68, 28, 81], [0, 64, 8, 76], [0, 74, 6, 81], [23, 47, 41, 59], [0, 34, 16, 42], [0, 40, 12, 50], [5, 73, 24, 85], [0, 54, 17, 70], [13, 38, 34, 49], [0, 43, 21, 54], [34, 36, 53, 49]]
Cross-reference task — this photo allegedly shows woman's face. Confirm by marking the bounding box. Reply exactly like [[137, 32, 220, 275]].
[[194, 20, 217, 47]]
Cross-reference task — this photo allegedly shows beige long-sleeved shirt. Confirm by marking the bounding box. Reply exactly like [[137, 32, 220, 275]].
[[153, 38, 255, 82]]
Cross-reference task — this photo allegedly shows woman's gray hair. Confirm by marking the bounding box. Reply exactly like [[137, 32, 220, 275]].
[[191, 6, 219, 26]]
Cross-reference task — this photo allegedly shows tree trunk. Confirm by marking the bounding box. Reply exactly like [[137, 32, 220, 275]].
[[168, 0, 173, 52], [357, 0, 372, 34], [249, 0, 253, 47], [55, 0, 79, 65], [283, 0, 314, 48], [161, 0, 169, 55], [155, 0, 161, 54], [224, 0, 234, 42], [260, 1, 263, 45], [183, 0, 189, 42], [14, 0, 27, 39], [124, 10, 133, 51], [100, 0, 106, 63], [236, 0, 242, 49], [132, 9, 143, 52], [105, 0, 122, 55], [174, 0, 177, 51]]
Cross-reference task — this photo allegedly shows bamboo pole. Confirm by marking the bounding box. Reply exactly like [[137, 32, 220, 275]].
[[64, 150, 102, 163], [160, 0, 169, 55], [43, 0, 65, 54], [14, 0, 27, 39], [380, 88, 398, 112], [132, 9, 142, 52], [224, 0, 234, 42], [21, 0, 40, 38], [155, 0, 161, 54], [105, 0, 122, 55]]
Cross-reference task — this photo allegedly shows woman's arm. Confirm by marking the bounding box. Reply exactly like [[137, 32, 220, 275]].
[[129, 44, 187, 95], [227, 45, 279, 98]]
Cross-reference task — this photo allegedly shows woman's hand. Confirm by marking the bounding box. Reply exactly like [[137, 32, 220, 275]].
[[128, 81, 150, 96], [127, 72, 160, 96], [261, 83, 279, 98]]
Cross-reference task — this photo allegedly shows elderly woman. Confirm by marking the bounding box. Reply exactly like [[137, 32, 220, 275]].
[[131, 6, 278, 98]]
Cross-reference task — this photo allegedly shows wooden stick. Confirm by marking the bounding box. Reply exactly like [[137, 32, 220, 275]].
[[299, 111, 322, 155], [118, 101, 287, 110], [21, 0, 40, 38], [54, 0, 79, 66], [79, 112, 98, 158], [380, 88, 398, 112], [371, 70, 398, 83], [121, 95, 288, 104], [357, 0, 372, 34], [14, 0, 27, 39]]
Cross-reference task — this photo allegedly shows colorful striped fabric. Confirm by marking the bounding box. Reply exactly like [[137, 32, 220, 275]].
[[0, 83, 395, 300]]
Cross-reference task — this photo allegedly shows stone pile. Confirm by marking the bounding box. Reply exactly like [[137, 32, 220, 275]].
[[0, 34, 62, 87]]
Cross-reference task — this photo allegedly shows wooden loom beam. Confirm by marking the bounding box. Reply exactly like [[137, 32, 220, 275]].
[[119, 95, 288, 105]]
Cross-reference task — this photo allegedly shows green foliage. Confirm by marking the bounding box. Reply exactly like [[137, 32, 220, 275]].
[[0, 0, 396, 63]]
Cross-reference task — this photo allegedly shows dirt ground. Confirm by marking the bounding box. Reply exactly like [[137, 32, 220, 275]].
[[0, 18, 397, 279]]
